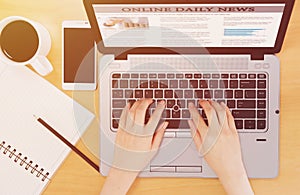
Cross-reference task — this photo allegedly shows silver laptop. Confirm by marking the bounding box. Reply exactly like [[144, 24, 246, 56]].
[[84, 0, 294, 178]]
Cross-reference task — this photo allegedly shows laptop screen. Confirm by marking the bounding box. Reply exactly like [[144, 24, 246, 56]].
[[92, 4, 285, 48]]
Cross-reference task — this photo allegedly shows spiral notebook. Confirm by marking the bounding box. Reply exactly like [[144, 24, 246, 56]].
[[0, 63, 94, 194]]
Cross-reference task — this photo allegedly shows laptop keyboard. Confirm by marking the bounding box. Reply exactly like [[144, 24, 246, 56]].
[[111, 72, 268, 133]]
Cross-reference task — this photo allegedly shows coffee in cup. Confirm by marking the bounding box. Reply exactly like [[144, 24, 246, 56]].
[[0, 16, 53, 76]]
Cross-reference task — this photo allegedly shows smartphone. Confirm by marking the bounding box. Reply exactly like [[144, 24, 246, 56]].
[[62, 21, 97, 90]]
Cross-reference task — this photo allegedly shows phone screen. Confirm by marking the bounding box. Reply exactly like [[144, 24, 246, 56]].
[[64, 28, 95, 83]]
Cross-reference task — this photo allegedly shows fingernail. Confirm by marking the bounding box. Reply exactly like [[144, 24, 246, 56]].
[[163, 122, 169, 129], [159, 100, 165, 105], [188, 102, 194, 108]]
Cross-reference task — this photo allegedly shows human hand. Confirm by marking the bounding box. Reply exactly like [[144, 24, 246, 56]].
[[101, 99, 168, 195], [188, 100, 254, 195], [112, 99, 168, 172]]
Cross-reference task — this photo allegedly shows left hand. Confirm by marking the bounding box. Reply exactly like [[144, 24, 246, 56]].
[[112, 99, 168, 172]]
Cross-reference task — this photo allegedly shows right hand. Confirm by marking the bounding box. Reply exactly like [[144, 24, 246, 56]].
[[188, 100, 254, 195]]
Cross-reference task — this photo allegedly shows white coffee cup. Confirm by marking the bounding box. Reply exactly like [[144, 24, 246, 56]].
[[0, 16, 53, 76]]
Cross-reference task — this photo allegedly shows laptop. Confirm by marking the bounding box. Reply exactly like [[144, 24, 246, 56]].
[[84, 0, 294, 178]]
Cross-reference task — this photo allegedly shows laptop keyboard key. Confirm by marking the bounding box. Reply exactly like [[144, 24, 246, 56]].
[[204, 90, 213, 98], [172, 110, 181, 118], [214, 90, 223, 98], [199, 80, 208, 88], [112, 73, 121, 78], [162, 109, 171, 119], [112, 100, 126, 108], [195, 90, 203, 98], [227, 100, 236, 108], [160, 80, 168, 88], [165, 90, 173, 98], [185, 74, 192, 78], [155, 90, 163, 98], [257, 110, 266, 118], [189, 80, 198, 88], [258, 80, 266, 88], [112, 90, 123, 98], [176, 74, 184, 78], [230, 80, 238, 88], [174, 90, 183, 98], [221, 74, 229, 78], [257, 100, 266, 108], [150, 80, 159, 88], [145, 90, 153, 98], [112, 80, 118, 88], [257, 120, 266, 129], [219, 80, 228, 88], [257, 90, 267, 98], [177, 100, 186, 108], [209, 80, 218, 88], [245, 90, 256, 98], [125, 90, 133, 98], [120, 80, 128, 88], [134, 90, 143, 98], [170, 80, 178, 88], [182, 110, 190, 118], [248, 74, 256, 79], [240, 80, 256, 88], [232, 110, 256, 118], [239, 74, 247, 79], [224, 90, 233, 98], [234, 120, 243, 129], [234, 90, 243, 98], [158, 73, 165, 78], [203, 74, 211, 79], [237, 100, 255, 108], [167, 73, 175, 78], [230, 74, 238, 79], [112, 119, 119, 129], [179, 80, 188, 88], [112, 109, 122, 118], [130, 80, 138, 88], [245, 120, 256, 129], [258, 74, 267, 79], [212, 74, 220, 79], [194, 74, 201, 78], [184, 90, 193, 98], [131, 73, 138, 78], [167, 100, 176, 108], [167, 120, 189, 129], [149, 73, 157, 78]]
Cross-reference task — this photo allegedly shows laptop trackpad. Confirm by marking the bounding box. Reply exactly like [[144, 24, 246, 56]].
[[151, 138, 202, 166]]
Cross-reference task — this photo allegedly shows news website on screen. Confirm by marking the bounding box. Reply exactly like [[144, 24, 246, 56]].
[[93, 4, 285, 47]]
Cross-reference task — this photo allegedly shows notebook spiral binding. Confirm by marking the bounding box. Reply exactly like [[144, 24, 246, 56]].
[[0, 141, 50, 182]]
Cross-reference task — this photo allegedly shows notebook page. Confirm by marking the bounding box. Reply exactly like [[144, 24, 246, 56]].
[[0, 64, 95, 194]]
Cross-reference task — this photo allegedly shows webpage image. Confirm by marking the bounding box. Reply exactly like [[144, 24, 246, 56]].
[[93, 4, 284, 48]]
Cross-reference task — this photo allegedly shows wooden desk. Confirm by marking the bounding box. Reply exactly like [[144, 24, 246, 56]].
[[1, 0, 299, 194]]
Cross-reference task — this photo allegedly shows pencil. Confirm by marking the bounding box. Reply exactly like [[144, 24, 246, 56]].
[[34, 115, 99, 173]]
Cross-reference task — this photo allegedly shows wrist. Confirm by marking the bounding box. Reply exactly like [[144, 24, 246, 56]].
[[218, 167, 254, 195], [101, 167, 139, 195]]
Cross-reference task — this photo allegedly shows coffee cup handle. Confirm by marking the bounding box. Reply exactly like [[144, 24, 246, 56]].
[[30, 56, 53, 76]]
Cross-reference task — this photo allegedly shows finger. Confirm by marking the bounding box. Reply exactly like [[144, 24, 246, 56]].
[[222, 102, 237, 133], [133, 99, 153, 126], [188, 102, 207, 135], [199, 100, 218, 126], [209, 100, 229, 130], [118, 103, 130, 129], [151, 122, 168, 150], [128, 100, 142, 126], [188, 119, 202, 152], [146, 100, 166, 132]]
